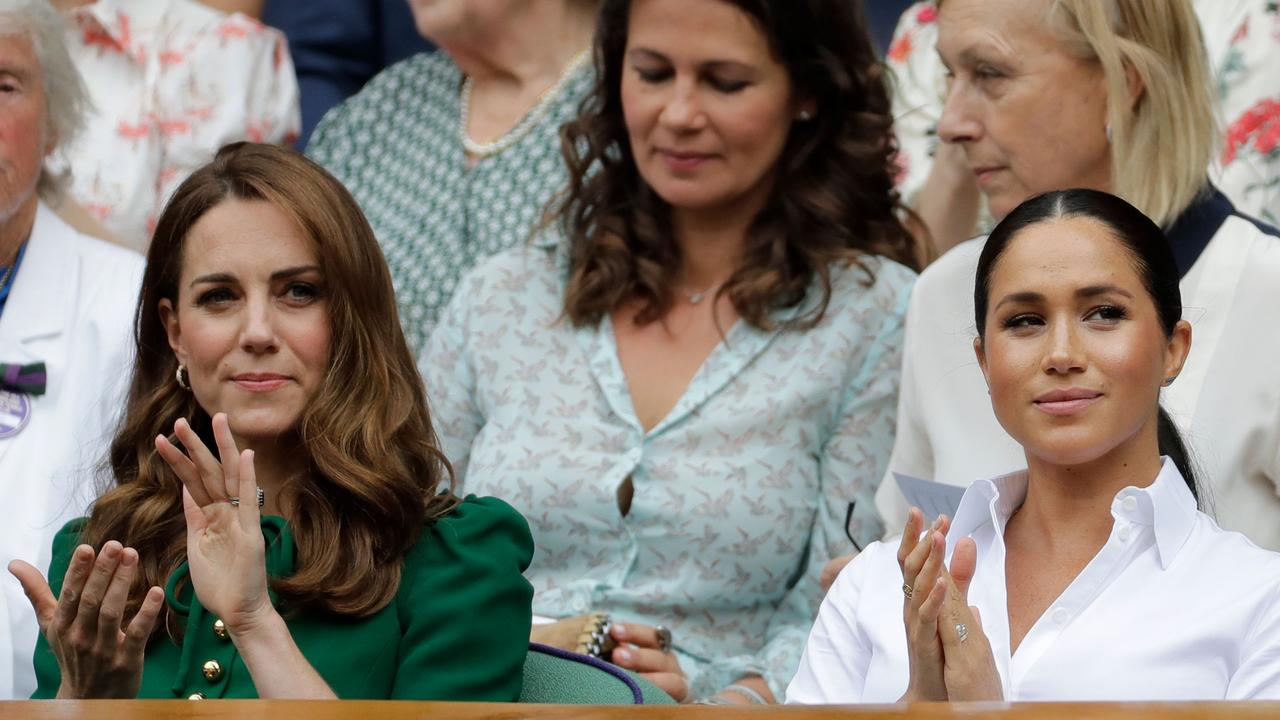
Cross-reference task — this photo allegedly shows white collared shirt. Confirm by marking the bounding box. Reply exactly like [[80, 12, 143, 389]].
[[789, 459, 1280, 703], [876, 193, 1280, 550]]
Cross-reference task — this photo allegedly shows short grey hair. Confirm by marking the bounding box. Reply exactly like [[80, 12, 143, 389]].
[[0, 0, 90, 203]]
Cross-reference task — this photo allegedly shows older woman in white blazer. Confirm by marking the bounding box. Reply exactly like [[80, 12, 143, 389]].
[[0, 0, 143, 700]]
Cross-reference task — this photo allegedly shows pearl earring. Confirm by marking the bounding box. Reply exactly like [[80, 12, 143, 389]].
[[797, 110, 813, 121]]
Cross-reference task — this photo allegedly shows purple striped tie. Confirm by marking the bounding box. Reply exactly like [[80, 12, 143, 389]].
[[0, 362, 45, 395]]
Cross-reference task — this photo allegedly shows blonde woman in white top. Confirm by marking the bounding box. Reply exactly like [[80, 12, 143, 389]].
[[790, 190, 1280, 703]]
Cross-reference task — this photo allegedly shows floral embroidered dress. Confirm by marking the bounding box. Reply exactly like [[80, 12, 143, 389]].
[[60, 0, 300, 249], [307, 52, 594, 352], [419, 235, 916, 700], [887, 0, 1280, 225]]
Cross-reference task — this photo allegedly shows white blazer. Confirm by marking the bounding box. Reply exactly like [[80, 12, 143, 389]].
[[0, 203, 143, 699]]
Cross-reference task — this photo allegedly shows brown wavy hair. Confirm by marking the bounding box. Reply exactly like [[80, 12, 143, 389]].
[[81, 142, 459, 634], [558, 0, 922, 330]]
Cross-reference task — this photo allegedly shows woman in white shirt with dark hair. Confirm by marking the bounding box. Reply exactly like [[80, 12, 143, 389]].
[[789, 189, 1280, 703]]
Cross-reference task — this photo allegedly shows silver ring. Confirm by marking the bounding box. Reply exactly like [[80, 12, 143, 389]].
[[654, 625, 673, 653], [955, 623, 969, 643], [226, 488, 265, 508]]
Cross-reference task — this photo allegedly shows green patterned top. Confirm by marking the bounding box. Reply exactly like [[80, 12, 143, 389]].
[[307, 51, 594, 352]]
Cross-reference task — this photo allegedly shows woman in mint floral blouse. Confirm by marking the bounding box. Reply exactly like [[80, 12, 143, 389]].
[[420, 0, 920, 706]]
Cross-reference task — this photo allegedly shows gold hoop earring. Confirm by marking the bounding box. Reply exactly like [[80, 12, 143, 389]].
[[176, 364, 190, 390]]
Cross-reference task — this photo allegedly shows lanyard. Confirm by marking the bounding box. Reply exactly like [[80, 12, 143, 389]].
[[0, 241, 29, 318]]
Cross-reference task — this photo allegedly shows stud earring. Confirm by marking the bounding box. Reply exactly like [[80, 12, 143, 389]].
[[797, 109, 813, 121], [176, 364, 190, 390], [1105, 122, 1113, 143], [1162, 375, 1178, 387]]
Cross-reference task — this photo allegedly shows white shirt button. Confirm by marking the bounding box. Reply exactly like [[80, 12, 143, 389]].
[[1121, 496, 1138, 512], [1118, 524, 1132, 542], [1052, 607, 1071, 625]]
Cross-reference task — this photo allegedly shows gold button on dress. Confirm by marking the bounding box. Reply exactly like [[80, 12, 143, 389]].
[[202, 659, 222, 682]]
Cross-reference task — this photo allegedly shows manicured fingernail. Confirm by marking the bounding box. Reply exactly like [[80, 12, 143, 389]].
[[614, 648, 631, 662], [612, 623, 627, 638], [102, 543, 119, 559]]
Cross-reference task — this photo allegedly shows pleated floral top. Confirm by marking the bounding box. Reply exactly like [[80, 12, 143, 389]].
[[306, 51, 594, 352], [420, 235, 916, 700]]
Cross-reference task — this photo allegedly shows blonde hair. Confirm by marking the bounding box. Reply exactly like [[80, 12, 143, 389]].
[[1046, 0, 1215, 227]]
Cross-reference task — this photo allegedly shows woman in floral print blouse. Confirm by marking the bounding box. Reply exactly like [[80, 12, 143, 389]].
[[420, 0, 921, 706]]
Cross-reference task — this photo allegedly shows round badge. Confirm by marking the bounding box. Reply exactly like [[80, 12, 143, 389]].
[[0, 389, 32, 438]]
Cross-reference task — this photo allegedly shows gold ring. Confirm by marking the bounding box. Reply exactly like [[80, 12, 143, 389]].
[[902, 583, 914, 598]]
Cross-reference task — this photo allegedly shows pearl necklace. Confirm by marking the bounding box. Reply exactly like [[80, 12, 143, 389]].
[[460, 47, 591, 159]]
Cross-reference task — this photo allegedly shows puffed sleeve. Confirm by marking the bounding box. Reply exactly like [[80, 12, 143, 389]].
[[29, 519, 88, 699], [716, 263, 913, 701], [786, 541, 882, 704], [418, 268, 486, 483], [390, 496, 534, 700]]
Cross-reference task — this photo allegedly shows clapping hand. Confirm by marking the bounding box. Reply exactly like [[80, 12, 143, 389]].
[[897, 508, 951, 701], [898, 507, 1003, 702], [155, 412, 274, 636], [8, 543, 165, 698]]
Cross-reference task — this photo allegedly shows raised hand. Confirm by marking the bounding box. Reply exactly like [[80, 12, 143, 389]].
[[609, 622, 690, 702], [8, 542, 165, 698], [897, 508, 952, 702], [155, 412, 273, 636]]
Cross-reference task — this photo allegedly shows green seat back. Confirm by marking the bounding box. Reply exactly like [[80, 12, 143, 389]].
[[519, 643, 676, 705]]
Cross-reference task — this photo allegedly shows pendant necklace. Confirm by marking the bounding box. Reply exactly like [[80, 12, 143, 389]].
[[683, 283, 722, 305]]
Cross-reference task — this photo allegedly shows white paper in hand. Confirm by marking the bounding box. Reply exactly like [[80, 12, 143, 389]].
[[894, 472, 965, 523]]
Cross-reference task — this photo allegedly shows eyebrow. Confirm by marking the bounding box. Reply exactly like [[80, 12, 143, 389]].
[[189, 265, 321, 289], [0, 65, 33, 82], [993, 284, 1136, 311], [626, 48, 754, 73]]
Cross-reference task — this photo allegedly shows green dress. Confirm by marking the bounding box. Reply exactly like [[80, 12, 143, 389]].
[[31, 496, 534, 700], [306, 51, 594, 352]]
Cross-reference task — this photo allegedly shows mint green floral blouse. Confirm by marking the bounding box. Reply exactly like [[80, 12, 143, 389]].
[[420, 235, 916, 700], [307, 52, 593, 351]]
